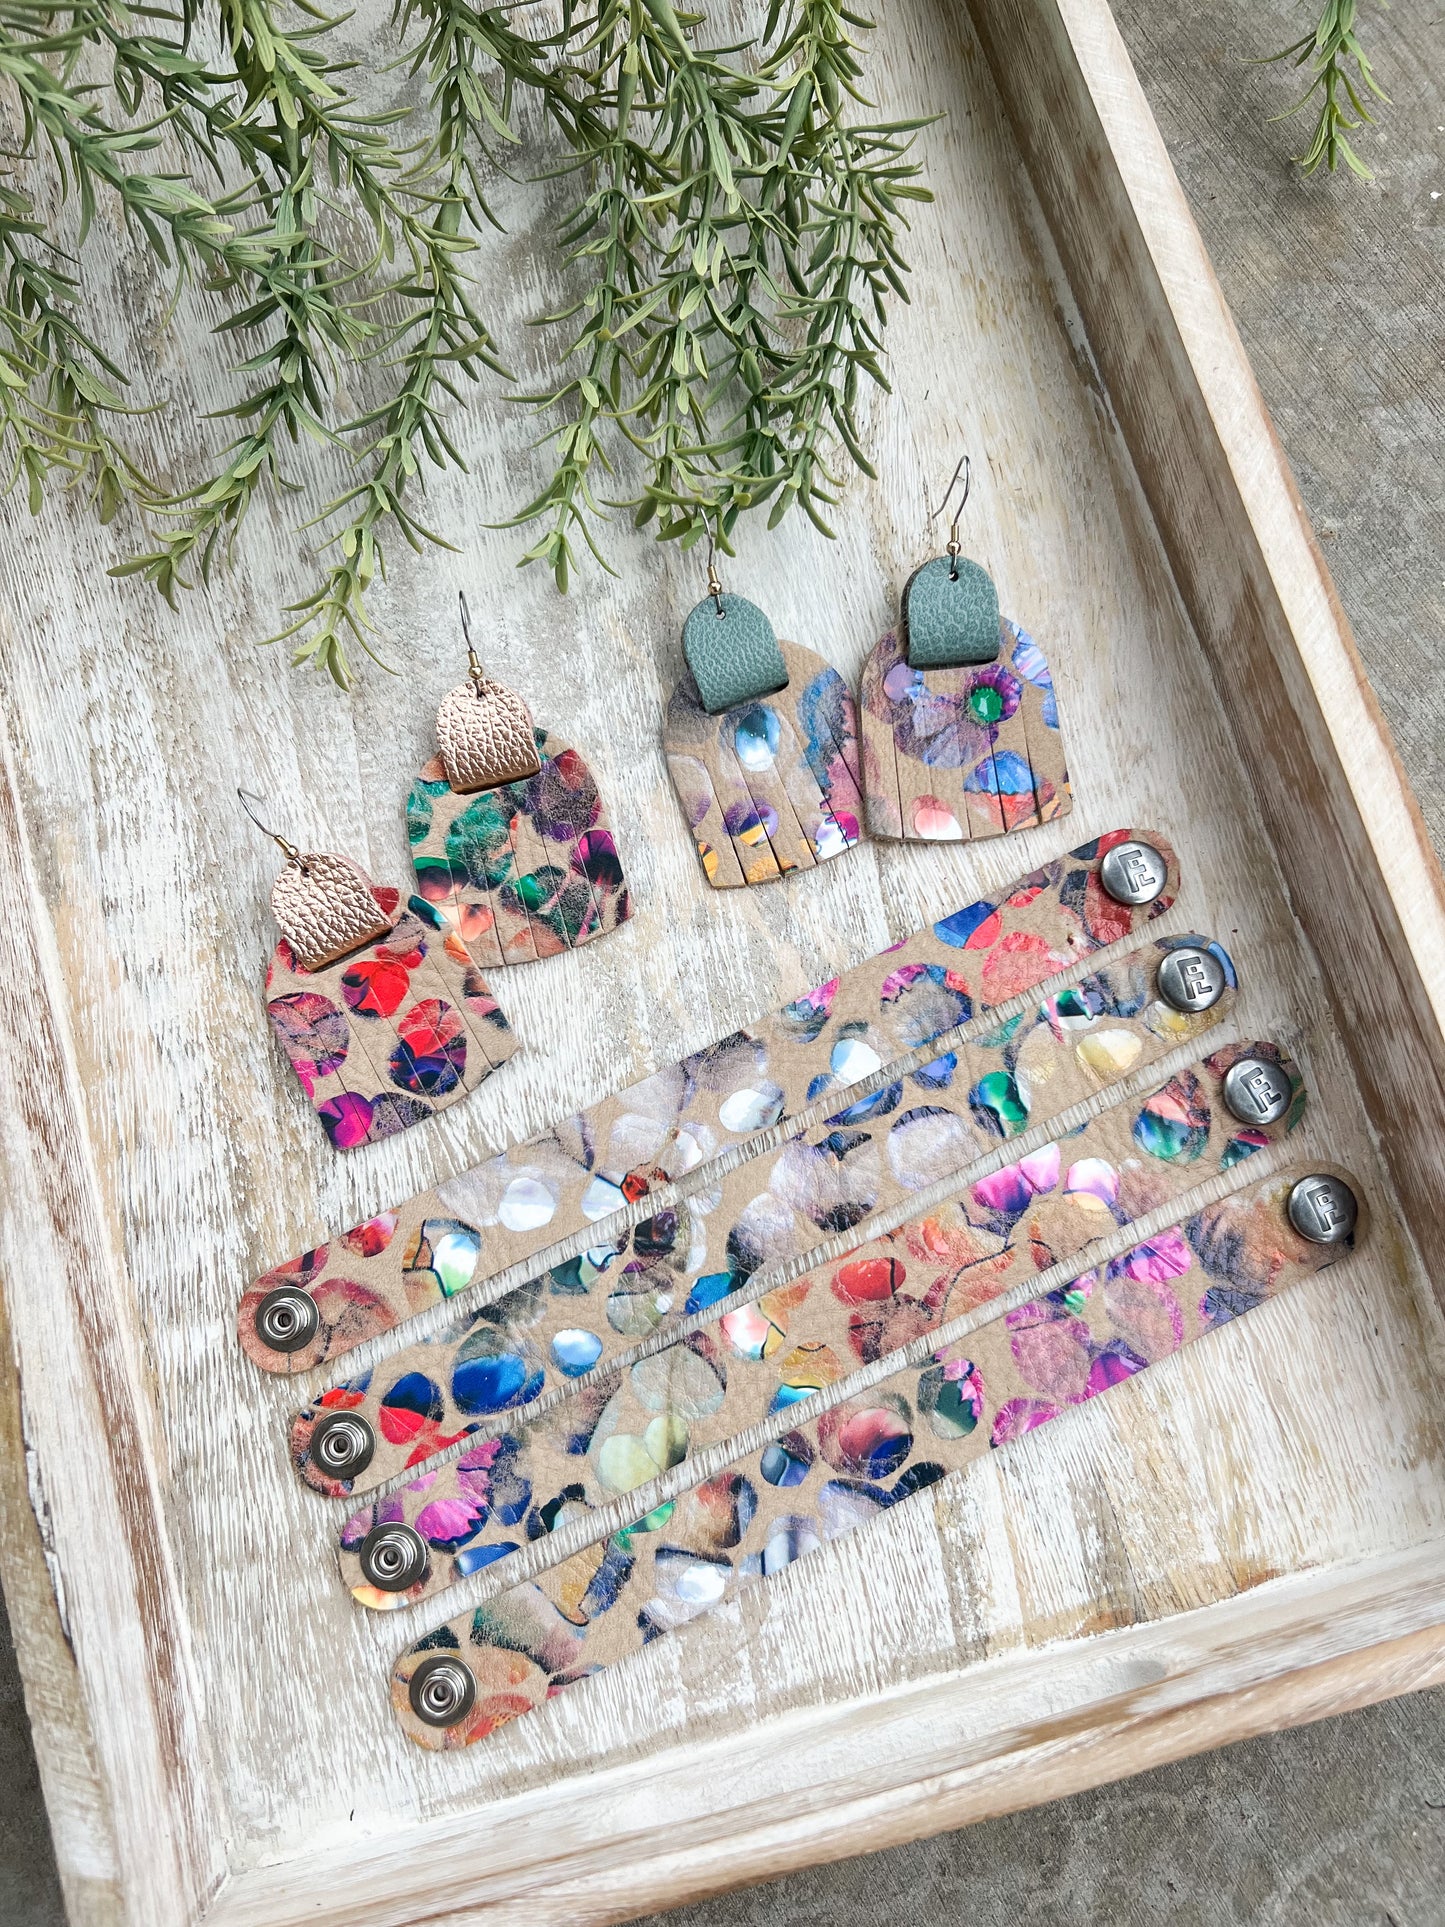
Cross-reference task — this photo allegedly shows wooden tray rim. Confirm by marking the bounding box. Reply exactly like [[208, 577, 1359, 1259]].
[[3, 0, 1445, 1921]]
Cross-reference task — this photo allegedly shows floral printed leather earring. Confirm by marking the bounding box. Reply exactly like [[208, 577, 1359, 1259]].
[[859, 455, 1072, 842], [663, 535, 864, 888], [242, 789, 517, 1152], [405, 594, 632, 963]]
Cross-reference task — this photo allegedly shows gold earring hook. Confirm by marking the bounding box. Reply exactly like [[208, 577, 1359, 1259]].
[[237, 788, 302, 865], [926, 453, 972, 576], [459, 590, 486, 691]]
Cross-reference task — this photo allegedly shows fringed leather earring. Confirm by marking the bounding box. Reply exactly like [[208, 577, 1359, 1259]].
[[404, 594, 632, 963], [860, 455, 1072, 842], [241, 789, 517, 1152], [663, 534, 864, 888]]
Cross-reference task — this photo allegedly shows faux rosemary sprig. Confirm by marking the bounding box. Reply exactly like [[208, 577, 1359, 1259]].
[[1267, 0, 1389, 178], [273, 187, 506, 682], [111, 0, 511, 680], [509, 0, 932, 588], [0, 0, 929, 681], [0, 178, 158, 519]]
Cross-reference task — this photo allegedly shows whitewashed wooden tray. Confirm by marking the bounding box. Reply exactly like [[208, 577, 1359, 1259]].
[[2, 1, 1445, 1922]]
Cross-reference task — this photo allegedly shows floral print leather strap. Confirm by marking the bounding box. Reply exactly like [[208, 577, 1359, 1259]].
[[391, 1164, 1365, 1750], [338, 1035, 1292, 1612], [241, 829, 1180, 1373], [301, 935, 1237, 1508]]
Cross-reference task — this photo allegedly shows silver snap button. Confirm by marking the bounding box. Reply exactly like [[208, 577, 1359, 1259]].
[[1222, 1056, 1293, 1126], [1099, 840, 1168, 906], [1156, 945, 1227, 1013], [409, 1654, 477, 1728], [254, 1285, 320, 1354], [309, 1410, 375, 1480], [1287, 1175, 1358, 1245], [360, 1521, 428, 1593]]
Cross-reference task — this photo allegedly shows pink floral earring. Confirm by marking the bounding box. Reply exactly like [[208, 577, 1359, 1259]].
[[240, 789, 518, 1152]]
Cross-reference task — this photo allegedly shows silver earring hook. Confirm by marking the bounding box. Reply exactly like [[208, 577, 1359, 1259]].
[[926, 454, 972, 578], [458, 590, 486, 690], [237, 788, 302, 866], [704, 521, 725, 618]]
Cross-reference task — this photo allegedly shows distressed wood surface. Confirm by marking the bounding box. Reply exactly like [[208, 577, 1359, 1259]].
[[973, 0, 1445, 1318], [216, 1539, 1445, 1927], [2, 1, 1445, 1922], [1107, 0, 1445, 863]]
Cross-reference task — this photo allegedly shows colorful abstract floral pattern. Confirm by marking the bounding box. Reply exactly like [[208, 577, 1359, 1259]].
[[406, 732, 631, 965], [339, 1030, 1289, 1609], [664, 637, 865, 888], [391, 1166, 1363, 1748], [315, 936, 1236, 1509], [263, 887, 517, 1155], [860, 620, 1071, 843], [241, 829, 1179, 1372]]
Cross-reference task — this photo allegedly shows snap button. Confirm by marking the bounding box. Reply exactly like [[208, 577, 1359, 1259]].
[[1287, 1175, 1358, 1245], [360, 1522, 428, 1592], [1099, 839, 1167, 906], [1156, 945, 1227, 1013], [254, 1286, 320, 1354], [409, 1654, 477, 1728], [1222, 1056, 1293, 1125], [309, 1410, 375, 1480]]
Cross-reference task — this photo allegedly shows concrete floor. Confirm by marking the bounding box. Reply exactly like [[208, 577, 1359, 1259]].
[[630, 1686, 1445, 1927], [2, 2, 1442, 1921]]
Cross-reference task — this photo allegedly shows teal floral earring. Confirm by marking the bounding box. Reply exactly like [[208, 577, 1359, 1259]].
[[663, 538, 865, 888], [859, 456, 1072, 842], [405, 594, 633, 963]]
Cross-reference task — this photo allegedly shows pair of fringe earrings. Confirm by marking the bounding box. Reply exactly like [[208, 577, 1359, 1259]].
[[665, 457, 1072, 888], [246, 597, 630, 1151]]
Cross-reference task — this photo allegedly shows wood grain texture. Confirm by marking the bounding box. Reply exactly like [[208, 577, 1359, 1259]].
[[1106, 0, 1445, 862], [213, 1540, 1445, 1927], [0, 1273, 122, 1927], [2, 0, 1445, 1920]]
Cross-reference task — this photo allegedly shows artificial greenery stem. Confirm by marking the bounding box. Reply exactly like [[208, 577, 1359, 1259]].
[[0, 0, 927, 681]]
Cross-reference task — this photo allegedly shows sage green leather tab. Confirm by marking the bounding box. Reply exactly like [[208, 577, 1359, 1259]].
[[903, 555, 1001, 668], [682, 593, 790, 715]]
